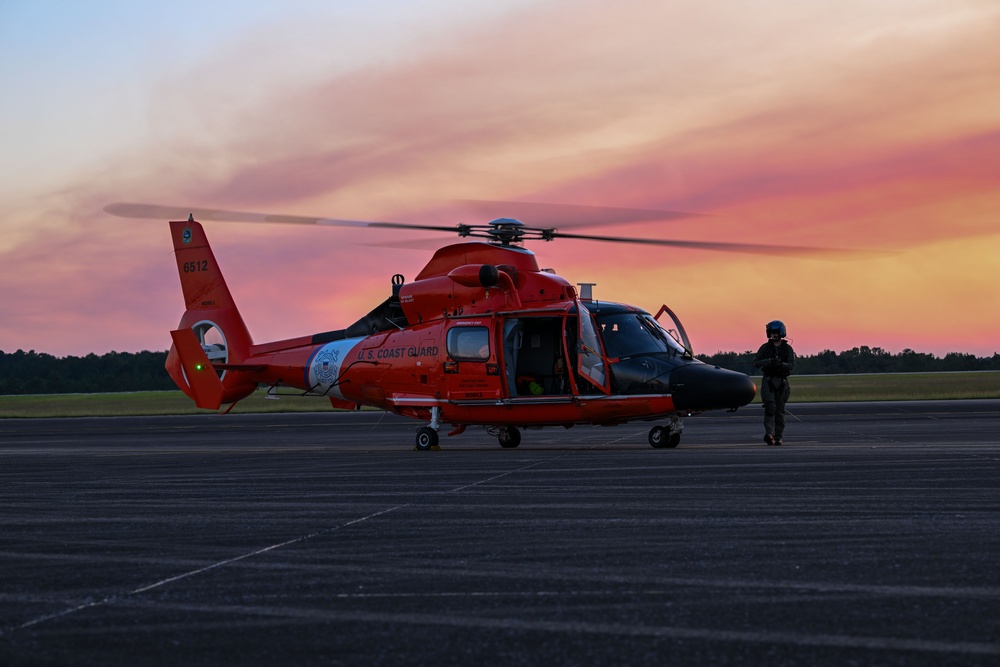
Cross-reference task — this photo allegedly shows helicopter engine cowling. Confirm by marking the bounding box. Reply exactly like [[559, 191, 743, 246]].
[[447, 264, 500, 288]]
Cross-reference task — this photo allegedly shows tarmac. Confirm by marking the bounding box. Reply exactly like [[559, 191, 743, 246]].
[[1, 400, 999, 665]]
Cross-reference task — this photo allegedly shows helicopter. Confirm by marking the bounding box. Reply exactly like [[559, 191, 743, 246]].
[[106, 201, 847, 450]]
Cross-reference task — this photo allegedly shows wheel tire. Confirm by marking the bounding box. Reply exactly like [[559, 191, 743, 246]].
[[498, 426, 521, 449], [415, 427, 439, 451], [648, 425, 668, 449], [666, 432, 681, 448]]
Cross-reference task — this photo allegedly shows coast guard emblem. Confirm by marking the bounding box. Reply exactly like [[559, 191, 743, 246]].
[[313, 348, 340, 386]]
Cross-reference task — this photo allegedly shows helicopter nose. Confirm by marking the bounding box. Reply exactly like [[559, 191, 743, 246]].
[[669, 364, 757, 411]]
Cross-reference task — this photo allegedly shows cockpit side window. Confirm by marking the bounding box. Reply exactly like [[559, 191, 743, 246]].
[[598, 313, 687, 359], [447, 326, 490, 361]]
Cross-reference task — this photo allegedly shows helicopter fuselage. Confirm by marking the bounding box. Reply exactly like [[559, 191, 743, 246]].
[[165, 221, 756, 448]]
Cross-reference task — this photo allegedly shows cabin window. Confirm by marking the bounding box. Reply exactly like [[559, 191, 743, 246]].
[[447, 326, 490, 361]]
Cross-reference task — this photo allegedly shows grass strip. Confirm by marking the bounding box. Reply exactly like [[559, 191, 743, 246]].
[[1, 372, 998, 418]]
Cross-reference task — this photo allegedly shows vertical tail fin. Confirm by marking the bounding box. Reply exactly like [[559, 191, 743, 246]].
[[170, 219, 244, 315], [166, 219, 257, 407]]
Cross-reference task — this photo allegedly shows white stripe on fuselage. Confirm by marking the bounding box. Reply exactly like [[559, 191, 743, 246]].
[[307, 338, 365, 399]]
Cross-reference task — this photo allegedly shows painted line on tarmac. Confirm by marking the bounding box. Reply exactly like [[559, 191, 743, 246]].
[[10, 505, 405, 634], [5, 451, 578, 636]]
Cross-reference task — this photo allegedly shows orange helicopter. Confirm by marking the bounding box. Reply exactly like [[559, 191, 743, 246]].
[[106, 201, 843, 450]]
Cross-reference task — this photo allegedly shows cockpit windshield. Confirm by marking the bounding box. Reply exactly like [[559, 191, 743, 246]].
[[597, 313, 689, 359]]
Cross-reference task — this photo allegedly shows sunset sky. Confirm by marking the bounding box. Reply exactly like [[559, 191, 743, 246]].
[[2, 0, 998, 359]]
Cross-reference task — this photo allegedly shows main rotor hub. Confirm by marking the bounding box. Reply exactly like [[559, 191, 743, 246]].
[[456, 218, 557, 245], [488, 218, 526, 244]]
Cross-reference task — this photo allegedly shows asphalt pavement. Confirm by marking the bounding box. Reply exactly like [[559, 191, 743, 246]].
[[1, 400, 998, 665]]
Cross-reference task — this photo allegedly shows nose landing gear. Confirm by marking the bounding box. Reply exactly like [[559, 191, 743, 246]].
[[649, 417, 683, 448], [485, 425, 521, 448], [497, 425, 521, 449]]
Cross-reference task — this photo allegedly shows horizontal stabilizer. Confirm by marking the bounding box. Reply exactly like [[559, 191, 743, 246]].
[[170, 328, 225, 410], [329, 397, 358, 411], [212, 363, 268, 372]]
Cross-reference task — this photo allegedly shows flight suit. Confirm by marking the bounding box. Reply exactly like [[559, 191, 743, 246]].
[[753, 340, 795, 444]]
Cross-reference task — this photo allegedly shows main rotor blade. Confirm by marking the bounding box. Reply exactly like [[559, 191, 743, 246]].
[[551, 231, 871, 258], [105, 201, 884, 258], [103, 202, 460, 233], [454, 200, 702, 229], [106, 200, 700, 230]]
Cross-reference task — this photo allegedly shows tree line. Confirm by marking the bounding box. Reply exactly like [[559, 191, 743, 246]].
[[0, 350, 176, 395], [698, 346, 1000, 376], [1, 346, 998, 395]]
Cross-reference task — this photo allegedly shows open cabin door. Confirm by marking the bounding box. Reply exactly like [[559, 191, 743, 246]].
[[576, 300, 610, 395], [501, 315, 572, 397]]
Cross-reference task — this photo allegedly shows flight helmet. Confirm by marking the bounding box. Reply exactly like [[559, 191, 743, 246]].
[[766, 320, 786, 339]]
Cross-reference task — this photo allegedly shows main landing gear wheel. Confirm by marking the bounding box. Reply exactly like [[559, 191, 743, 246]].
[[648, 425, 680, 449], [415, 427, 439, 451], [498, 426, 521, 449]]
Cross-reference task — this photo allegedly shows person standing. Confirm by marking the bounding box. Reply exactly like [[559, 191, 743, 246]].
[[753, 320, 795, 446]]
